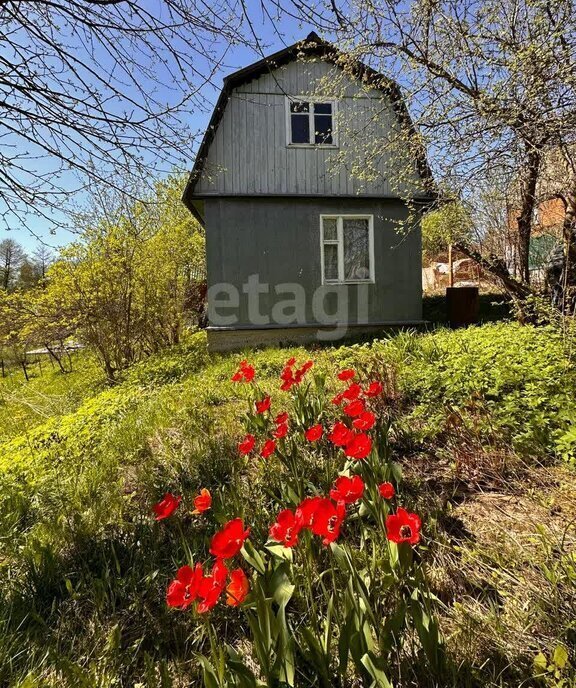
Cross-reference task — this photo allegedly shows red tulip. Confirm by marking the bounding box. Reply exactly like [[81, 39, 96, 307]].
[[260, 439, 276, 458], [226, 568, 250, 606], [153, 493, 181, 520], [197, 559, 228, 613], [344, 433, 372, 460], [295, 495, 323, 529], [386, 507, 421, 545], [238, 434, 256, 455], [272, 422, 288, 439], [364, 381, 383, 397], [269, 509, 300, 547], [343, 399, 365, 417], [353, 410, 376, 430], [331, 391, 345, 405], [342, 383, 362, 401], [330, 475, 364, 504], [338, 369, 355, 381], [280, 361, 296, 390], [166, 563, 203, 608], [192, 488, 212, 515], [255, 396, 271, 414], [328, 421, 353, 447], [275, 412, 288, 425], [378, 482, 395, 500], [294, 362, 312, 384], [305, 424, 323, 442], [231, 360, 255, 383], [310, 498, 346, 545], [209, 518, 250, 559], [280, 359, 313, 390]]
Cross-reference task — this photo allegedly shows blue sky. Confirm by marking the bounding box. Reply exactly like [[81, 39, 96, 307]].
[[2, 5, 319, 253]]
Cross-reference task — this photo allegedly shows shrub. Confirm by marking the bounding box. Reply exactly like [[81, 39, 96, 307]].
[[357, 323, 576, 460], [124, 330, 210, 385]]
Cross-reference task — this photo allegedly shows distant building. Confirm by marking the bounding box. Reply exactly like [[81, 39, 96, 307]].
[[506, 195, 564, 282]]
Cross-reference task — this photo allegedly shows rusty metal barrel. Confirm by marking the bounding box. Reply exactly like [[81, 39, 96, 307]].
[[446, 286, 479, 328]]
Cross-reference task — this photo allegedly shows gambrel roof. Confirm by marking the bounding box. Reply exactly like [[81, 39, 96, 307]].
[[182, 31, 434, 213]]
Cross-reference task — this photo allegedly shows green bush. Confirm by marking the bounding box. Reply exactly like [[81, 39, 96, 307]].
[[124, 330, 210, 385], [358, 323, 576, 459]]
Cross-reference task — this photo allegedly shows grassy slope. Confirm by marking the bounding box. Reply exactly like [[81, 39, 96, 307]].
[[0, 353, 105, 442], [0, 325, 575, 687]]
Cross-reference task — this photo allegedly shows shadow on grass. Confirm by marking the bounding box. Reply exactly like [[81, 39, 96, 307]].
[[423, 292, 512, 326]]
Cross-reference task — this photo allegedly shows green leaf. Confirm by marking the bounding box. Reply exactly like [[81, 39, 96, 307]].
[[410, 597, 443, 672], [196, 655, 220, 688], [390, 461, 403, 482], [241, 541, 266, 575], [533, 652, 548, 672], [553, 645, 569, 670], [330, 542, 351, 573], [265, 542, 293, 562], [270, 562, 295, 609], [301, 627, 332, 687], [225, 645, 258, 688], [275, 605, 295, 687], [361, 652, 393, 688], [338, 608, 355, 675]]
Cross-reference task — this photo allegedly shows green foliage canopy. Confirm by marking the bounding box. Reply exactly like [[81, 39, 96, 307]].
[[421, 201, 473, 260], [0, 174, 205, 380]]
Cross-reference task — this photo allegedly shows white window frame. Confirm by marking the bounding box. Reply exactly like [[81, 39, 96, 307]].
[[320, 214, 375, 285], [285, 96, 338, 148]]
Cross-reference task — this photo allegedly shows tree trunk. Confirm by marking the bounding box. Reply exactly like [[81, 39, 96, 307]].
[[45, 343, 67, 373], [561, 185, 576, 313], [515, 147, 542, 284]]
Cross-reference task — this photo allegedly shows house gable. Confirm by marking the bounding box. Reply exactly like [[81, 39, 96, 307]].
[[183, 34, 433, 212]]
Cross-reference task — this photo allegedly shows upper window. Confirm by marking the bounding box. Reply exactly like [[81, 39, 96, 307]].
[[287, 99, 336, 146], [320, 215, 374, 284]]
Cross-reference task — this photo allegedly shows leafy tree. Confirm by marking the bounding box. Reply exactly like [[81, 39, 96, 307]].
[[0, 290, 35, 379], [41, 174, 205, 379], [421, 202, 472, 261]]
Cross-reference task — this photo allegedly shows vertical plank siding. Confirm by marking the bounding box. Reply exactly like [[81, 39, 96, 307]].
[[194, 58, 422, 198]]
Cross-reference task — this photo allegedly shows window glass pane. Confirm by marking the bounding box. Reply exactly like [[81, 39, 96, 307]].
[[322, 218, 337, 240], [290, 100, 309, 113], [291, 114, 310, 143], [314, 114, 333, 144], [343, 219, 370, 280], [314, 102, 332, 114], [323, 243, 339, 281]]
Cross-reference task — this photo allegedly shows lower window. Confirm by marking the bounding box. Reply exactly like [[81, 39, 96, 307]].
[[320, 215, 374, 284]]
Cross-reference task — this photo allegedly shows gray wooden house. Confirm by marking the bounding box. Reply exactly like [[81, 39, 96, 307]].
[[183, 32, 434, 351]]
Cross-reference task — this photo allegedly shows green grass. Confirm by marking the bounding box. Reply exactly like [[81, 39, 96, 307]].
[[0, 324, 574, 687], [0, 352, 105, 442]]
